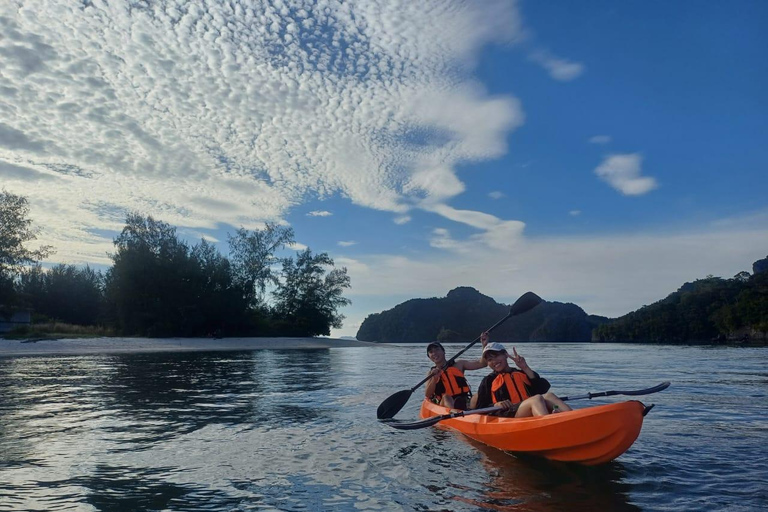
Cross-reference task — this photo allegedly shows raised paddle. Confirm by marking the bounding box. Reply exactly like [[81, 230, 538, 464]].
[[376, 291, 543, 420], [383, 381, 671, 430]]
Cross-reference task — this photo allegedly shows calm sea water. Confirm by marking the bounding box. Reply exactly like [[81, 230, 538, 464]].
[[1, 343, 766, 511]]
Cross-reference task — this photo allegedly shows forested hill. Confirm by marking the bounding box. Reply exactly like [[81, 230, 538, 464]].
[[593, 256, 768, 343], [355, 287, 607, 343]]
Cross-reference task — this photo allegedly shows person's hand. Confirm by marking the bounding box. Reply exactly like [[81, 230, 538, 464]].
[[428, 367, 444, 380], [480, 331, 489, 347], [494, 399, 514, 411], [509, 347, 530, 371]]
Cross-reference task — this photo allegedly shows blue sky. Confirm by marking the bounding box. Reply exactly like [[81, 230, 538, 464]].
[[1, 1, 766, 337]]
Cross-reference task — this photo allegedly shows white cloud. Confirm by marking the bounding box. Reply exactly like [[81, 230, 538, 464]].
[[488, 191, 505, 199], [589, 135, 611, 144], [393, 215, 411, 225], [287, 241, 309, 251], [338, 241, 357, 247], [424, 204, 503, 230], [307, 211, 333, 217], [569, 210, 581, 216], [528, 49, 584, 81], [0, 1, 526, 264], [595, 153, 658, 196], [429, 218, 525, 253]]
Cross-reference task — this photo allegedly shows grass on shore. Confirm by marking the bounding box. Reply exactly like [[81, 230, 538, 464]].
[[3, 322, 115, 340]]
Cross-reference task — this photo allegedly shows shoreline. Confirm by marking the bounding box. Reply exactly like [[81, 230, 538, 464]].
[[0, 336, 380, 358]]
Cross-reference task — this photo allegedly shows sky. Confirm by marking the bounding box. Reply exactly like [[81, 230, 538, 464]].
[[1, 0, 766, 338]]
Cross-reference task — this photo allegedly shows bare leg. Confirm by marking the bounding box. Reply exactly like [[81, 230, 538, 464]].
[[542, 392, 572, 412], [514, 395, 549, 417], [440, 394, 456, 409]]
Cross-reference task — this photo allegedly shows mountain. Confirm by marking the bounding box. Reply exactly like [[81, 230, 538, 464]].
[[355, 287, 607, 343]]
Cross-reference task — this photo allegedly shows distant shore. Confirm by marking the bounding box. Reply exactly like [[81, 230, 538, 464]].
[[0, 336, 379, 358]]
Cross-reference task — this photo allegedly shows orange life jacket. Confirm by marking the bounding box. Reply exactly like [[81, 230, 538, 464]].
[[490, 371, 533, 405], [433, 365, 471, 400]]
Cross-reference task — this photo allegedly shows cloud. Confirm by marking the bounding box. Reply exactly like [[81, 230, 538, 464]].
[[589, 135, 611, 144], [0, 1, 526, 264], [569, 210, 581, 216], [488, 191, 505, 199], [429, 218, 525, 253], [307, 211, 333, 217], [394, 215, 411, 225], [287, 241, 309, 251], [595, 153, 658, 196], [528, 49, 584, 81], [0, 123, 48, 153], [0, 160, 58, 181], [338, 241, 357, 247], [424, 204, 502, 230]]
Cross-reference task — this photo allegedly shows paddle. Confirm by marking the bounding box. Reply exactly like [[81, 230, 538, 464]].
[[383, 381, 671, 430], [376, 291, 543, 420]]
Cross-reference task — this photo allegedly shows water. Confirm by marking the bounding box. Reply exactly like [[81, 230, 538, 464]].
[[0, 343, 766, 511]]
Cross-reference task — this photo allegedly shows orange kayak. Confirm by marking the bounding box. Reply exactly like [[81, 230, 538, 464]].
[[419, 399, 650, 465]]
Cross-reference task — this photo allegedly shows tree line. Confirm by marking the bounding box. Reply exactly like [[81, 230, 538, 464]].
[[592, 262, 768, 343], [1, 190, 351, 337]]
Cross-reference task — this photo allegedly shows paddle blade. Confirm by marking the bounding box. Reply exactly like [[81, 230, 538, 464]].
[[377, 389, 413, 419], [509, 291, 543, 316], [384, 415, 444, 431], [607, 381, 670, 396]]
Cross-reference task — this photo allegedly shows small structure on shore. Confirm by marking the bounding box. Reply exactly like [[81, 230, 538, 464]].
[[0, 309, 31, 334]]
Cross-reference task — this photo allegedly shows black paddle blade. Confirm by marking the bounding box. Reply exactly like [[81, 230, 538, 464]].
[[509, 291, 543, 316], [376, 389, 413, 419], [384, 415, 443, 430], [607, 381, 670, 396]]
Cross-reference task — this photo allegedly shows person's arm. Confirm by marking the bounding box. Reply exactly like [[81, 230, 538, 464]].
[[455, 331, 490, 372], [424, 367, 441, 398]]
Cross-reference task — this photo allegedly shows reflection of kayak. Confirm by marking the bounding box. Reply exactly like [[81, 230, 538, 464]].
[[419, 399, 651, 465]]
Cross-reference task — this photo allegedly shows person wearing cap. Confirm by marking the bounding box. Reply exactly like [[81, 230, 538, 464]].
[[424, 334, 490, 410], [470, 340, 572, 417]]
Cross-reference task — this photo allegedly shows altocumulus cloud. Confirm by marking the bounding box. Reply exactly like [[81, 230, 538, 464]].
[[0, 0, 525, 264]]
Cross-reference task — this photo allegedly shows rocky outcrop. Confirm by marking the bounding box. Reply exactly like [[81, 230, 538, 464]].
[[356, 287, 604, 343]]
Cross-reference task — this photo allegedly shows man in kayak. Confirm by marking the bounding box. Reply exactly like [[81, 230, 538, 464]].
[[424, 339, 488, 410], [470, 341, 572, 417]]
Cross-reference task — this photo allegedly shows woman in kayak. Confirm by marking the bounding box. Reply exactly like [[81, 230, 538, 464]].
[[470, 341, 572, 417], [424, 339, 488, 410]]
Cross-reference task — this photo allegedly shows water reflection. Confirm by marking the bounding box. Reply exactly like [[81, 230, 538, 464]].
[[457, 439, 640, 512], [0, 350, 347, 512]]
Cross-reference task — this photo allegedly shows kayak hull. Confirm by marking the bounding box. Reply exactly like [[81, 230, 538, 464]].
[[419, 400, 647, 465]]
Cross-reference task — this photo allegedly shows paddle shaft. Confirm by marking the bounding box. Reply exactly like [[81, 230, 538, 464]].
[[559, 381, 670, 402]]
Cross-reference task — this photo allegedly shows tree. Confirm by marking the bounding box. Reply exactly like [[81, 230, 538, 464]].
[[189, 239, 250, 335], [0, 191, 53, 305], [228, 223, 294, 307], [18, 264, 104, 325], [104, 213, 199, 336], [272, 249, 351, 336]]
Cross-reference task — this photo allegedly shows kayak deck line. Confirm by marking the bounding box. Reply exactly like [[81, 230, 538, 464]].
[[419, 399, 650, 465]]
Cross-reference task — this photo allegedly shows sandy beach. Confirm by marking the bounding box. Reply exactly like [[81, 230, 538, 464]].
[[0, 336, 380, 358]]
